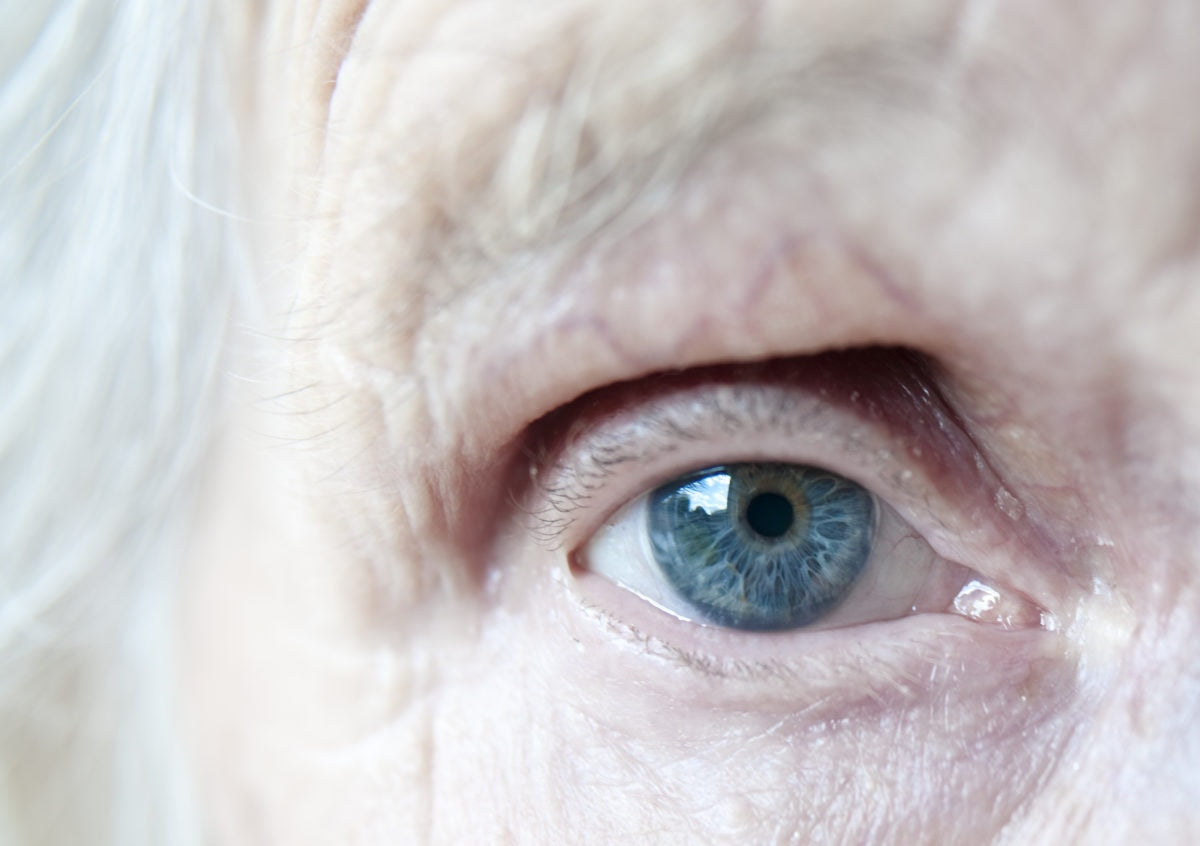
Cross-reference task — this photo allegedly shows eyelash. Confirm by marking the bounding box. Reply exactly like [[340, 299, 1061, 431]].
[[531, 370, 912, 551]]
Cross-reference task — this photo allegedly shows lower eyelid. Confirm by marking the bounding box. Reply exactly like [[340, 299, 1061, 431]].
[[558, 562, 1070, 718]]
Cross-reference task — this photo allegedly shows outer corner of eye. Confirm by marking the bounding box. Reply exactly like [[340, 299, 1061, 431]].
[[574, 463, 879, 633]]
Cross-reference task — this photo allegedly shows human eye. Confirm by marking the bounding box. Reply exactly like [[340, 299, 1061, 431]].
[[610, 460, 878, 632], [529, 349, 1053, 655]]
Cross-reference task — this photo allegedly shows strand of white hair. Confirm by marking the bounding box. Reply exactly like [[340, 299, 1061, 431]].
[[0, 1, 247, 843]]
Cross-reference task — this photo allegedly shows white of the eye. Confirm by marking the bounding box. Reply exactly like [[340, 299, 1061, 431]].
[[582, 495, 706, 623]]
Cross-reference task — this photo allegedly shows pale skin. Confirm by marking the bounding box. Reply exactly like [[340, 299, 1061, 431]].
[[183, 1, 1200, 842]]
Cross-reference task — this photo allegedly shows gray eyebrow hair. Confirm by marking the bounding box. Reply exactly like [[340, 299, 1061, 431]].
[[472, 45, 951, 272], [338, 3, 963, 308]]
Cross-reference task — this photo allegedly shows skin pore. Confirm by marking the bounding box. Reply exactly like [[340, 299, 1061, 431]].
[[183, 0, 1200, 842]]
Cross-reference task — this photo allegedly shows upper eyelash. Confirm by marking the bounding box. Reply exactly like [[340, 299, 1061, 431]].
[[524, 382, 833, 548], [527, 449, 630, 549], [529, 398, 735, 541]]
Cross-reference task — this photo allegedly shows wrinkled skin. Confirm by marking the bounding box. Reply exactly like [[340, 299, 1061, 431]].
[[183, 1, 1200, 843]]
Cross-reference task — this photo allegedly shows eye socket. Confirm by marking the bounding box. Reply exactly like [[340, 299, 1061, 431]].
[[537, 353, 1053, 640], [643, 463, 876, 631]]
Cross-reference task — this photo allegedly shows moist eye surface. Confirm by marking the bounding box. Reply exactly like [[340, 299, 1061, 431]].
[[647, 463, 875, 631]]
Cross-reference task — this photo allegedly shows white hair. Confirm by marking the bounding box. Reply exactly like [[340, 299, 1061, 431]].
[[0, 1, 245, 843]]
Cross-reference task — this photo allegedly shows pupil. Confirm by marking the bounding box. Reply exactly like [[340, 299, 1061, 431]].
[[745, 492, 794, 539]]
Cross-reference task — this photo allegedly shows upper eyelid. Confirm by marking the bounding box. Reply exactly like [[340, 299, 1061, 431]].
[[525, 371, 892, 549], [536, 388, 812, 499]]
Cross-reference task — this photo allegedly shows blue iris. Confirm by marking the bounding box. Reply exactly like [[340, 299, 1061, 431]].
[[647, 463, 875, 631]]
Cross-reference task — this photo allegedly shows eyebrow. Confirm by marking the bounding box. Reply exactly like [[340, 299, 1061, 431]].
[[295, 0, 1000, 532], [325, 0, 969, 302]]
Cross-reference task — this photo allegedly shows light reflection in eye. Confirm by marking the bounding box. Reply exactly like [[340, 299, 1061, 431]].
[[676, 473, 731, 515]]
